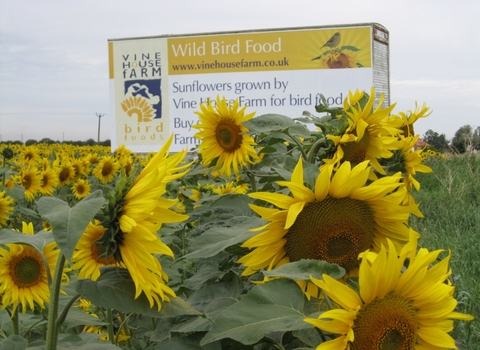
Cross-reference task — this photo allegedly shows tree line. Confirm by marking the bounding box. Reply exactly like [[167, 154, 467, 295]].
[[423, 125, 480, 154], [0, 138, 111, 147]]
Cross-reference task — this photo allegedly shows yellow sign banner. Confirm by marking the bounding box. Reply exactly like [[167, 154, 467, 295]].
[[168, 27, 371, 75]]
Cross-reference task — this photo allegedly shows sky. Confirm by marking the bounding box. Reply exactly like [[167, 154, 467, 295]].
[[1, 0, 479, 143]]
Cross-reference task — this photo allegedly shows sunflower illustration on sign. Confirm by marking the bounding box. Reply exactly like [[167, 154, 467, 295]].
[[312, 30, 367, 69], [120, 80, 162, 122], [121, 96, 155, 122]]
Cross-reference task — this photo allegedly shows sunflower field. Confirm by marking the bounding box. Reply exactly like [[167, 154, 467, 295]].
[[0, 88, 477, 350]]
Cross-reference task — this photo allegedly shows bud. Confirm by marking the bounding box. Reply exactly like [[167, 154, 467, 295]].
[[2, 147, 14, 160]]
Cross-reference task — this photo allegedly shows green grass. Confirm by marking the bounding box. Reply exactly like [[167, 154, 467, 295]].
[[410, 153, 480, 349]]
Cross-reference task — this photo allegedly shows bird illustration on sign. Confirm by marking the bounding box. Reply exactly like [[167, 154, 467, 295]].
[[312, 30, 363, 69]]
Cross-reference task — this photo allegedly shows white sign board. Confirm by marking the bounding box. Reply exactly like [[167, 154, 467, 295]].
[[109, 25, 380, 152]]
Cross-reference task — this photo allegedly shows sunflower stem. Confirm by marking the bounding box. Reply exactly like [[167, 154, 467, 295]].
[[55, 294, 81, 329], [106, 308, 115, 344], [286, 131, 308, 161], [45, 253, 66, 350], [307, 137, 327, 164], [11, 307, 20, 335], [116, 311, 132, 347], [247, 170, 257, 193]]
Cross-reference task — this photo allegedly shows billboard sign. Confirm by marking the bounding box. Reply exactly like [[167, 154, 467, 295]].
[[109, 24, 387, 152]]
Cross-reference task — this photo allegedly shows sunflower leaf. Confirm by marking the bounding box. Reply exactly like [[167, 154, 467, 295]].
[[286, 123, 312, 138], [172, 272, 243, 333], [0, 229, 54, 252], [182, 216, 265, 260], [262, 259, 345, 281], [200, 278, 309, 345], [75, 267, 200, 318], [243, 114, 294, 134], [57, 332, 122, 349], [0, 335, 28, 350], [37, 190, 105, 262]]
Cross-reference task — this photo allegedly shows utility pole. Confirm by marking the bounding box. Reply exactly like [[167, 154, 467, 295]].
[[96, 113, 105, 143]]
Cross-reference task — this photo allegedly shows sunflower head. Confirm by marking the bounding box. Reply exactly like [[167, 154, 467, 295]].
[[324, 87, 402, 175], [73, 135, 190, 309], [0, 241, 59, 314], [93, 156, 120, 184], [16, 166, 42, 201], [56, 161, 76, 186], [72, 179, 92, 200], [304, 231, 474, 349], [239, 157, 416, 297], [193, 96, 259, 177], [39, 169, 59, 196]]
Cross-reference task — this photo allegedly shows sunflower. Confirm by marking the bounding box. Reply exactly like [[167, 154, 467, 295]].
[[71, 158, 87, 181], [118, 155, 134, 176], [0, 238, 58, 314], [324, 88, 403, 175], [83, 317, 131, 344], [73, 135, 190, 309], [72, 179, 92, 200], [71, 221, 118, 281], [212, 181, 249, 195], [93, 156, 120, 184], [16, 166, 42, 201], [238, 158, 417, 297], [2, 179, 15, 190], [39, 168, 59, 196], [387, 102, 432, 138], [304, 231, 474, 349], [0, 191, 14, 226], [193, 96, 259, 177], [20, 147, 39, 165], [400, 135, 433, 192], [42, 221, 52, 231], [55, 161, 76, 186], [85, 153, 100, 167]]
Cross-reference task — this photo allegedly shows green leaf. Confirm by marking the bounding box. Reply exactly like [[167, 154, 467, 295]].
[[269, 155, 319, 184], [157, 333, 221, 350], [182, 260, 224, 290], [286, 123, 312, 138], [0, 229, 54, 252], [57, 294, 105, 329], [210, 194, 253, 217], [0, 335, 27, 350], [262, 259, 345, 281], [37, 190, 105, 262], [339, 45, 361, 51], [75, 268, 200, 318], [173, 273, 243, 333], [243, 114, 294, 134], [13, 205, 41, 219], [201, 279, 309, 345], [303, 160, 321, 186], [293, 327, 323, 348], [183, 217, 265, 260], [57, 333, 122, 349]]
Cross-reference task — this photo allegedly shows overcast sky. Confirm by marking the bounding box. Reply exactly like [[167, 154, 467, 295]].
[[1, 0, 479, 142]]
